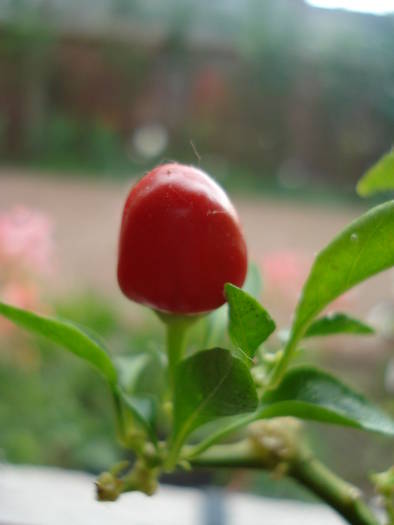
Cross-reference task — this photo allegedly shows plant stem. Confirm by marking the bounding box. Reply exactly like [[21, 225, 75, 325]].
[[166, 428, 188, 471], [268, 327, 304, 388], [189, 440, 379, 525], [159, 314, 197, 470], [112, 388, 127, 445], [268, 336, 295, 388], [186, 414, 256, 458], [165, 316, 193, 395], [292, 456, 379, 525]]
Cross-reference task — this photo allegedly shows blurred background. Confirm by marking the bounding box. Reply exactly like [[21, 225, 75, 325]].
[[0, 0, 393, 513]]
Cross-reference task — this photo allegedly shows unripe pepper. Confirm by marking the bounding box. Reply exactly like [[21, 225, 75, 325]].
[[117, 163, 247, 314]]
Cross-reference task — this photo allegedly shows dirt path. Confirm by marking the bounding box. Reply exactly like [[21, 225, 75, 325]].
[[1, 168, 392, 326]]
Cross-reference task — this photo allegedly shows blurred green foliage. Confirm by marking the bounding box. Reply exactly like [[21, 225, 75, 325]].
[[0, 346, 119, 471], [0, 294, 163, 472], [36, 114, 132, 173]]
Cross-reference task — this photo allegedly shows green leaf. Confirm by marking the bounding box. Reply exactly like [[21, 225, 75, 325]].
[[114, 352, 164, 442], [305, 313, 374, 338], [198, 263, 263, 349], [119, 390, 157, 442], [293, 201, 394, 338], [0, 301, 117, 386], [225, 283, 276, 359], [199, 304, 228, 348], [259, 366, 394, 435], [243, 262, 263, 300], [357, 150, 394, 197], [115, 350, 166, 398], [271, 201, 394, 385], [173, 348, 258, 444], [115, 353, 163, 442], [115, 353, 154, 394]]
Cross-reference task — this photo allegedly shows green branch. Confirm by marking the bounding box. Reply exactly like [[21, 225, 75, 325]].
[[189, 434, 379, 525], [292, 456, 378, 525]]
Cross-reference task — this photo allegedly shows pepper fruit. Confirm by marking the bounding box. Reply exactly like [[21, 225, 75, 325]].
[[117, 163, 247, 314]]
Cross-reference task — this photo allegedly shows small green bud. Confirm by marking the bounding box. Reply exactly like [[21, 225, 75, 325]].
[[96, 472, 122, 502]]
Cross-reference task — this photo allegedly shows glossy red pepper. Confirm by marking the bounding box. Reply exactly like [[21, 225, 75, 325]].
[[117, 163, 248, 314]]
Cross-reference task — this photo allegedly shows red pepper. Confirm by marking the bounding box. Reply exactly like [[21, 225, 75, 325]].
[[117, 163, 248, 314]]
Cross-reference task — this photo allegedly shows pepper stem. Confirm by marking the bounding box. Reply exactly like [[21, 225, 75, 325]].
[[166, 318, 189, 392], [157, 312, 198, 397], [156, 312, 201, 469]]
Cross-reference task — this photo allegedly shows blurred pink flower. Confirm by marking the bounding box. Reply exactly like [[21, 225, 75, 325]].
[[262, 251, 310, 295], [0, 282, 42, 335], [0, 207, 55, 339], [1, 281, 40, 310], [0, 206, 54, 275]]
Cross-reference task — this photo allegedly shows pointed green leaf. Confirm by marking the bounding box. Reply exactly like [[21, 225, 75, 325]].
[[225, 283, 276, 359], [305, 313, 374, 338], [173, 348, 258, 444], [243, 262, 263, 300], [293, 201, 394, 339], [0, 301, 117, 386], [115, 354, 152, 393], [357, 150, 394, 197], [200, 304, 228, 348], [272, 201, 394, 385], [115, 351, 167, 397], [259, 366, 394, 435], [198, 263, 263, 349], [119, 390, 157, 442]]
